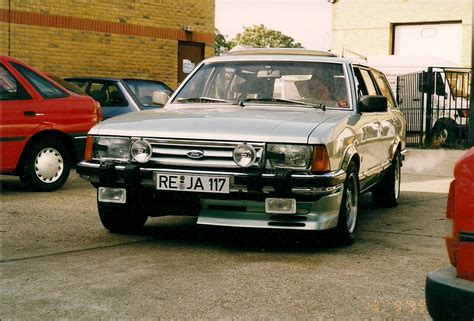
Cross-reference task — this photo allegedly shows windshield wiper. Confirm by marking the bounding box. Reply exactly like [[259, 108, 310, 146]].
[[236, 97, 326, 110], [176, 97, 232, 103]]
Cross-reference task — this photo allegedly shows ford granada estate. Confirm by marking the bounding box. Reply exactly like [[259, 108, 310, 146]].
[[77, 48, 407, 245]]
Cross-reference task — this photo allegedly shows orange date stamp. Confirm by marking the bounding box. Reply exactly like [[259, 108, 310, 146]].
[[365, 299, 427, 315]]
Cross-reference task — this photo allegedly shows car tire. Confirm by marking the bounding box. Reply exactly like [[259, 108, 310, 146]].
[[331, 161, 359, 246], [19, 139, 71, 192], [431, 118, 457, 148], [372, 151, 401, 208], [97, 196, 148, 233]]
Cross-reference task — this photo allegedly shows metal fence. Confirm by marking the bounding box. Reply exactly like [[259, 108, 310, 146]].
[[396, 67, 471, 148]]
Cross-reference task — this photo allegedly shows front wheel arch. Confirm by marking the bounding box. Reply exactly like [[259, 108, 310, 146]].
[[16, 130, 76, 175], [340, 144, 360, 173]]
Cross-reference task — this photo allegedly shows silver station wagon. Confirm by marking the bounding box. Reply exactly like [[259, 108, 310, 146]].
[[77, 48, 407, 245]]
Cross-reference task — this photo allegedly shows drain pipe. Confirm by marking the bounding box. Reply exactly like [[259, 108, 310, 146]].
[[469, 62, 474, 148], [8, 0, 11, 56]]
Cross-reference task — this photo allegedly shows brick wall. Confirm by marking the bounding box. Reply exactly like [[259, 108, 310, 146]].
[[331, 0, 472, 67], [0, 0, 215, 89]]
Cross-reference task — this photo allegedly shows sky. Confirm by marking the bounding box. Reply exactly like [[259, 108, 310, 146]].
[[215, 0, 332, 50]]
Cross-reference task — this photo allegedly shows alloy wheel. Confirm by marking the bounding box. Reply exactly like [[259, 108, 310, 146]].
[[345, 173, 358, 234]]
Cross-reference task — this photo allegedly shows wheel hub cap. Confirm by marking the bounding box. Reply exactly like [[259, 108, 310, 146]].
[[440, 129, 448, 141], [35, 148, 64, 183]]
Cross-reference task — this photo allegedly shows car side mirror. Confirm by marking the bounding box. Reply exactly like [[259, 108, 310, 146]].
[[152, 91, 170, 106], [358, 95, 387, 113]]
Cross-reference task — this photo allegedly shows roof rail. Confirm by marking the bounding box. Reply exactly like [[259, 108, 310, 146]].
[[225, 47, 338, 57], [341, 47, 367, 61]]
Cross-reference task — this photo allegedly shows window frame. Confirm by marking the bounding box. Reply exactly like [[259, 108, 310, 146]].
[[0, 63, 32, 101], [371, 69, 397, 109], [10, 62, 68, 100]]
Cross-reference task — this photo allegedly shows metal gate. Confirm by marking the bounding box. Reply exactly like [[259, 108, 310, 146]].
[[396, 67, 471, 148]]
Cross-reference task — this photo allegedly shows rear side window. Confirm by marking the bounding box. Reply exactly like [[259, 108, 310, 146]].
[[11, 62, 68, 99], [0, 64, 32, 101], [70, 80, 89, 91], [373, 71, 396, 108]]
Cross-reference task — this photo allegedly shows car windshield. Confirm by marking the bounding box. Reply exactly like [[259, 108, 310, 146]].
[[172, 61, 350, 109], [124, 80, 172, 107]]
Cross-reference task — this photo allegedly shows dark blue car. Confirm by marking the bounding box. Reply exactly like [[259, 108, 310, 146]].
[[66, 77, 173, 119]]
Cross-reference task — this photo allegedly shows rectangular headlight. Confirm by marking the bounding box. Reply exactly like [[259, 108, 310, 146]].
[[93, 136, 130, 161], [267, 144, 311, 169]]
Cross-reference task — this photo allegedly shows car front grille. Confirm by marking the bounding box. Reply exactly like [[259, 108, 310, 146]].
[[146, 138, 265, 168]]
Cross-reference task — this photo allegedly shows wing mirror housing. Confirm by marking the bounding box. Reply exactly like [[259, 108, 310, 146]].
[[152, 91, 170, 106], [358, 95, 388, 113]]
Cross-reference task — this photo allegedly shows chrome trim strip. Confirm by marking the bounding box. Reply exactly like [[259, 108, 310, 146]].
[[146, 138, 265, 148], [78, 162, 100, 168], [359, 161, 390, 180], [292, 183, 343, 196], [152, 147, 233, 158]]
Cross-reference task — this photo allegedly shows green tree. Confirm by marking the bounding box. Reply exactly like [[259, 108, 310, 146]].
[[232, 24, 303, 48], [215, 28, 232, 56]]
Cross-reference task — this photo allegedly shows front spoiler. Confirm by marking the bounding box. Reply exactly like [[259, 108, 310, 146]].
[[197, 190, 342, 230]]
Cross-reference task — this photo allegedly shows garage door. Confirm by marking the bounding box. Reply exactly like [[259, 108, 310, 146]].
[[393, 23, 462, 65]]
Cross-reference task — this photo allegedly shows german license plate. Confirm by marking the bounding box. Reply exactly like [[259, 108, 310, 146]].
[[155, 172, 230, 194]]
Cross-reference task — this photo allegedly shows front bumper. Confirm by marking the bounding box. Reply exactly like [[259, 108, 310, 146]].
[[77, 161, 346, 230], [425, 267, 474, 320]]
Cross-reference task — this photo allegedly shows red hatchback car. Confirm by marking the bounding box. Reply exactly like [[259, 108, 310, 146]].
[[0, 56, 101, 191]]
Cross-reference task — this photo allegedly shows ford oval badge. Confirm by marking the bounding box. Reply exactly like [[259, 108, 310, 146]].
[[186, 150, 205, 159]]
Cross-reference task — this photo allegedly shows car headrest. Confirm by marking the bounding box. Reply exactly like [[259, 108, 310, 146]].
[[109, 90, 123, 103], [89, 90, 107, 103]]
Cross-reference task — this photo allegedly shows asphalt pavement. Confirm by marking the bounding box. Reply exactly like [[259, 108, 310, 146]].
[[0, 148, 467, 319]]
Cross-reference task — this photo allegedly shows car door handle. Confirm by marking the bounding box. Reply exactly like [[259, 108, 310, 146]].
[[23, 111, 44, 116]]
